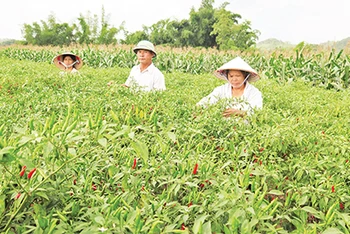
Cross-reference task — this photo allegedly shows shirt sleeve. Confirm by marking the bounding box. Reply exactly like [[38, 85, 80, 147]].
[[124, 66, 136, 87], [242, 86, 263, 115], [247, 89, 263, 110], [153, 72, 166, 91], [196, 86, 223, 107]]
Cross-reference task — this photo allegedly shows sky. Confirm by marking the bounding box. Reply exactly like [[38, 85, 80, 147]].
[[0, 0, 349, 44]]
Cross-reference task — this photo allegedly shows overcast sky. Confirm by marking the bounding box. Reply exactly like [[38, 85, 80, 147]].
[[1, 0, 349, 44]]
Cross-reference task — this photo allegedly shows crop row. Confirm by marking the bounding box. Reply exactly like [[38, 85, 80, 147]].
[[1, 45, 349, 89]]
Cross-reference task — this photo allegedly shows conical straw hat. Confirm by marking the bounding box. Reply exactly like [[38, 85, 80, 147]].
[[52, 52, 83, 70], [213, 56, 259, 82]]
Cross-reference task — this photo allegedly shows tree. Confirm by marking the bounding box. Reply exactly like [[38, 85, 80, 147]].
[[149, 19, 176, 45], [96, 7, 119, 45], [22, 14, 74, 46], [231, 20, 259, 50], [187, 0, 217, 48], [74, 7, 121, 45], [22, 6, 121, 46], [75, 15, 92, 44], [122, 25, 150, 45], [211, 2, 260, 50]]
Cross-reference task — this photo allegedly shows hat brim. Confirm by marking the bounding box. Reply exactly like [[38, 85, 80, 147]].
[[213, 70, 260, 83], [133, 47, 157, 57], [213, 56, 260, 83], [52, 52, 83, 70]]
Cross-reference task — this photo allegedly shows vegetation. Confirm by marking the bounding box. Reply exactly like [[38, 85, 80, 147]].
[[0, 46, 349, 233], [20, 0, 259, 51], [22, 7, 122, 46], [2, 45, 350, 89]]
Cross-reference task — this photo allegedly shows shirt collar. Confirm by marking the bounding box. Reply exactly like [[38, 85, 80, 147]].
[[138, 63, 155, 73]]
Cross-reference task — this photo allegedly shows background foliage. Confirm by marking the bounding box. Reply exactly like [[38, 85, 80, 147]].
[[2, 45, 350, 89], [20, 0, 259, 51]]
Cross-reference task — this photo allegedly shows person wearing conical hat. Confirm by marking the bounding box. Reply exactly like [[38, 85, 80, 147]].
[[121, 40, 166, 91], [52, 52, 83, 75], [197, 56, 262, 117]]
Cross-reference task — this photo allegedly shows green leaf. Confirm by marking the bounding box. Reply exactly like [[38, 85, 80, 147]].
[[0, 146, 16, 163], [322, 228, 343, 234], [94, 216, 105, 225], [301, 206, 319, 215], [0, 195, 5, 215], [38, 216, 48, 230], [167, 132, 177, 143], [68, 148, 77, 156], [202, 221, 212, 234], [17, 136, 33, 147], [35, 192, 50, 201], [98, 138, 107, 148], [268, 190, 284, 196], [131, 140, 148, 163], [193, 215, 208, 234], [43, 141, 54, 157]]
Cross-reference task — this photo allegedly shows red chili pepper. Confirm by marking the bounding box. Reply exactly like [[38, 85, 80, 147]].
[[15, 193, 21, 199], [340, 202, 345, 210], [19, 165, 27, 177], [193, 163, 198, 175], [331, 185, 335, 193], [92, 184, 97, 191], [132, 158, 137, 169], [188, 201, 192, 207], [27, 168, 37, 179], [181, 223, 186, 230]]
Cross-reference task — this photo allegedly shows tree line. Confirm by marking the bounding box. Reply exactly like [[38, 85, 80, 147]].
[[21, 0, 260, 51]]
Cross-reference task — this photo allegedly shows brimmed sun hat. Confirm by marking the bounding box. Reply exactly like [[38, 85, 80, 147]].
[[133, 40, 157, 57], [213, 56, 259, 82], [52, 52, 83, 70]]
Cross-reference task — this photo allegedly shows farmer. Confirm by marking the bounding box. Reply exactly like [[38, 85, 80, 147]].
[[197, 56, 262, 117], [53, 52, 83, 75], [121, 40, 166, 91]]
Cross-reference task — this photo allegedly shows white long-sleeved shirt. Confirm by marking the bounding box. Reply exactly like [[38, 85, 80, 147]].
[[197, 82, 263, 114], [124, 63, 166, 91]]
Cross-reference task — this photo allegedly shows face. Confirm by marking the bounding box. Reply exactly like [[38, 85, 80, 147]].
[[136, 49, 154, 65], [227, 70, 246, 88], [63, 55, 75, 67]]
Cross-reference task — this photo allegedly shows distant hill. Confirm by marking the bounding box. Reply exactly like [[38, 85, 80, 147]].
[[256, 38, 295, 50], [319, 37, 350, 51], [257, 37, 350, 51], [0, 38, 16, 46]]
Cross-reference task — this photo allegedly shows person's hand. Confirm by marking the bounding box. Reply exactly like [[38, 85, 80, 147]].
[[223, 108, 245, 118], [107, 81, 114, 86]]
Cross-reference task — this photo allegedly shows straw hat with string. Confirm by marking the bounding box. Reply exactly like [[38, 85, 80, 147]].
[[52, 52, 83, 70], [213, 56, 259, 83]]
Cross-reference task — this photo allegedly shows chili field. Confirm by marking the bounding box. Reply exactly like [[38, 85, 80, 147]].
[[0, 47, 350, 233]]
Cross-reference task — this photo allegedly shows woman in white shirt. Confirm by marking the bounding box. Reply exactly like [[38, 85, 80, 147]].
[[197, 56, 262, 117], [53, 52, 83, 75], [122, 40, 166, 92]]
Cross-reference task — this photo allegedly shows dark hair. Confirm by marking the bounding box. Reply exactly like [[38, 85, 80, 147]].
[[62, 54, 77, 68], [225, 70, 250, 78], [241, 70, 250, 78], [225, 70, 251, 84]]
